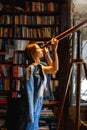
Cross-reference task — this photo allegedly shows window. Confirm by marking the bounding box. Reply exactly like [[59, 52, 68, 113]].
[[71, 23, 87, 105]]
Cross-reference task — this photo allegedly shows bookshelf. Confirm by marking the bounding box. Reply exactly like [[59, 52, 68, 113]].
[[0, 0, 59, 41], [0, 63, 12, 129], [0, 0, 68, 129]]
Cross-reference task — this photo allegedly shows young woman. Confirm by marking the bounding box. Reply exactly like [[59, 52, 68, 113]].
[[19, 38, 59, 130]]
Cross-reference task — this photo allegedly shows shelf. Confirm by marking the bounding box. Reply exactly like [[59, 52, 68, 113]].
[[0, 0, 61, 129], [0, 52, 8, 55]]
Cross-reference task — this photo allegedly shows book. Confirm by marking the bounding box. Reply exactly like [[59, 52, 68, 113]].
[[40, 109, 54, 119], [4, 78, 10, 91], [39, 126, 49, 130]]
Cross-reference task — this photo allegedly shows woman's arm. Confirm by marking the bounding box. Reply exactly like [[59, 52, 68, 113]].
[[43, 47, 53, 66], [43, 38, 59, 74]]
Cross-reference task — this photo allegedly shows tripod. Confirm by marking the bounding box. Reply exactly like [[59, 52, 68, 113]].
[[56, 30, 87, 130], [41, 19, 87, 130]]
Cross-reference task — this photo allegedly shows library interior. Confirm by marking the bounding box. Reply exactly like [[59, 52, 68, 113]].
[[0, 0, 87, 130]]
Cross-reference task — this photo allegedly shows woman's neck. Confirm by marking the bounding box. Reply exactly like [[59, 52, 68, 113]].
[[34, 58, 40, 64]]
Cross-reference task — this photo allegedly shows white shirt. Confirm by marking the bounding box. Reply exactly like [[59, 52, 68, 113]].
[[40, 75, 47, 96]]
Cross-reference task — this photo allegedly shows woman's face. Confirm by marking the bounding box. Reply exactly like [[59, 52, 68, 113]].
[[35, 45, 44, 58]]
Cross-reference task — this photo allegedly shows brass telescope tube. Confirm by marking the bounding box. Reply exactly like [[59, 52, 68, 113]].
[[41, 19, 87, 48]]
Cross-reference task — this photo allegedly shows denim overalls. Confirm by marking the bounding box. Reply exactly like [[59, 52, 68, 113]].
[[19, 63, 45, 130]]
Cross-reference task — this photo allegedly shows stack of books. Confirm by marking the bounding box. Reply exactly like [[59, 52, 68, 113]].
[[39, 119, 49, 130], [40, 109, 54, 119], [39, 108, 56, 130]]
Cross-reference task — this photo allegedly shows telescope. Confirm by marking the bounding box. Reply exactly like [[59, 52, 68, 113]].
[[41, 19, 87, 48]]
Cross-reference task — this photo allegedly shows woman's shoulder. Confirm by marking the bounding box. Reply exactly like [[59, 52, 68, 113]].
[[26, 63, 42, 71]]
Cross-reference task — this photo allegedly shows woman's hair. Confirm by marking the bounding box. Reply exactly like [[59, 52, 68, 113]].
[[24, 43, 36, 63]]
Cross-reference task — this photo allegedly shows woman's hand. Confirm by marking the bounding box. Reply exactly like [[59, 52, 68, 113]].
[[42, 38, 59, 74], [43, 47, 53, 65], [43, 47, 49, 57], [51, 38, 59, 51]]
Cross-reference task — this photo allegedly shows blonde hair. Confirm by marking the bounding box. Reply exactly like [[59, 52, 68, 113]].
[[24, 43, 37, 63]]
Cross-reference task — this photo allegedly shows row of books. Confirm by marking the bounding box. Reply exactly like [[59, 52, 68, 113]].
[[40, 109, 54, 119], [15, 15, 59, 25], [25, 1, 59, 12], [14, 40, 29, 51], [0, 65, 11, 77], [15, 26, 59, 38], [0, 75, 58, 99], [11, 79, 58, 94], [0, 39, 28, 61], [0, 39, 12, 52], [13, 66, 25, 78], [0, 26, 59, 39], [39, 108, 56, 130], [0, 68, 58, 93], [12, 79, 22, 92], [0, 14, 59, 25], [0, 78, 58, 96], [0, 15, 13, 25], [0, 78, 10, 91], [0, 27, 12, 38], [13, 40, 29, 64], [14, 52, 26, 64]]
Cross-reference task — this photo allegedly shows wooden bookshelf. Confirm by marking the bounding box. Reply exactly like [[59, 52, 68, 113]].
[[0, 0, 68, 129]]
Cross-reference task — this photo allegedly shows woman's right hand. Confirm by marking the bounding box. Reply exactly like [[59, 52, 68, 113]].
[[51, 38, 59, 51]]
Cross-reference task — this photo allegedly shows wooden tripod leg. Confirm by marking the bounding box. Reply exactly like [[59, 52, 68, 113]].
[[75, 63, 81, 130], [56, 63, 73, 130]]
